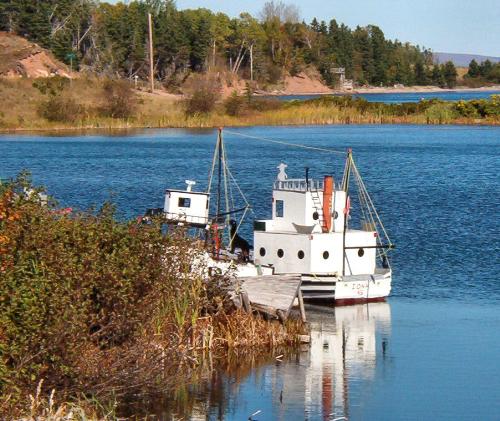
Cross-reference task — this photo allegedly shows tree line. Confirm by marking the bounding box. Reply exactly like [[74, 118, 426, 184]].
[[1, 0, 461, 88], [465, 59, 500, 84]]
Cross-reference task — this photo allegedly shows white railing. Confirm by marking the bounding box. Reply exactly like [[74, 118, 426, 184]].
[[163, 211, 209, 225], [273, 178, 324, 192]]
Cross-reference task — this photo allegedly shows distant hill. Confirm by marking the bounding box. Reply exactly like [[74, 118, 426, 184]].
[[433, 52, 500, 67]]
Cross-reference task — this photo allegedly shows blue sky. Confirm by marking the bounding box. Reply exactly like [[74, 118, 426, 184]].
[[174, 0, 500, 56]]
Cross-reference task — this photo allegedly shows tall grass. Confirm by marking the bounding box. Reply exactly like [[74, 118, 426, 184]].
[[1, 78, 498, 132]]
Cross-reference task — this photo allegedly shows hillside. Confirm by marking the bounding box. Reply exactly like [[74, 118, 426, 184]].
[[0, 32, 72, 78], [434, 52, 500, 67]]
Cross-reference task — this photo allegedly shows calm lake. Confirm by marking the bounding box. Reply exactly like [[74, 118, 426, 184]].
[[1, 125, 499, 420], [272, 90, 500, 103]]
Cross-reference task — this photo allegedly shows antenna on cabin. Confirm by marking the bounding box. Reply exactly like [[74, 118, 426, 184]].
[[185, 180, 196, 192]]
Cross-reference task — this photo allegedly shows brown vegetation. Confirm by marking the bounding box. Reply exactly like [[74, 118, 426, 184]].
[[0, 174, 305, 418], [0, 76, 499, 132]]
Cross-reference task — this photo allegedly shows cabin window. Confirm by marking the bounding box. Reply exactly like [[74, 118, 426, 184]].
[[259, 247, 266, 257], [275, 200, 284, 217], [178, 197, 191, 208], [358, 248, 365, 257], [297, 250, 305, 259], [333, 211, 339, 219], [323, 251, 329, 259], [277, 249, 284, 258], [313, 211, 319, 220]]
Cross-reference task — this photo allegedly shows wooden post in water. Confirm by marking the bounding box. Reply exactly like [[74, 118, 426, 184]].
[[148, 13, 154, 93], [298, 289, 306, 323]]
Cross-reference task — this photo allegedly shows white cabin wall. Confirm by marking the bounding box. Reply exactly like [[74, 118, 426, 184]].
[[344, 230, 377, 275], [254, 232, 312, 274], [254, 230, 378, 275], [164, 190, 209, 224], [272, 190, 309, 230], [310, 233, 344, 274]]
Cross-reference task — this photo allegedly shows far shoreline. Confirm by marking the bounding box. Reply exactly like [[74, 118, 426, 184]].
[[258, 84, 500, 97], [1, 120, 499, 136]]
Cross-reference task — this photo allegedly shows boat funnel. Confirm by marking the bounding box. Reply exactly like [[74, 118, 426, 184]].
[[322, 175, 334, 232]]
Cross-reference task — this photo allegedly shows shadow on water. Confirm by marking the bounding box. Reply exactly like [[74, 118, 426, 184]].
[[123, 302, 391, 420]]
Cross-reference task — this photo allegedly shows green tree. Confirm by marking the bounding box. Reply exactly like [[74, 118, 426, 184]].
[[442, 61, 457, 88], [431, 65, 445, 88], [414, 59, 428, 85], [467, 59, 480, 78], [479, 60, 493, 78]]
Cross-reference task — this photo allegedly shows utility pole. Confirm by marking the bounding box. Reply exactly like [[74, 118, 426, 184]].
[[148, 13, 154, 93], [250, 43, 254, 81]]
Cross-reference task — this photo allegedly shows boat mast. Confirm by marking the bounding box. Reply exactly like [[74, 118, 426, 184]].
[[342, 148, 352, 276], [217, 127, 223, 221]]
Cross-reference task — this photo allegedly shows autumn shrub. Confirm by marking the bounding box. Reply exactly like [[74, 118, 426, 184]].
[[0, 174, 303, 417], [224, 92, 246, 116], [98, 79, 138, 119], [0, 174, 220, 409], [184, 74, 221, 116], [37, 95, 83, 122], [33, 76, 83, 122], [249, 97, 283, 112]]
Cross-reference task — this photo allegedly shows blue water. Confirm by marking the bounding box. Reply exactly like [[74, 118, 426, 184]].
[[273, 90, 500, 103], [1, 125, 499, 420]]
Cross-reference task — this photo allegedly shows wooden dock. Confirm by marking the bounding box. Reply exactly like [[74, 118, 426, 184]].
[[235, 275, 306, 322]]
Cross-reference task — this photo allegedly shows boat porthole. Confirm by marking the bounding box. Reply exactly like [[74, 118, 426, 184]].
[[298, 250, 305, 259], [277, 249, 284, 258], [333, 211, 339, 219], [313, 211, 319, 220], [259, 247, 266, 257], [358, 248, 365, 257], [323, 251, 329, 259]]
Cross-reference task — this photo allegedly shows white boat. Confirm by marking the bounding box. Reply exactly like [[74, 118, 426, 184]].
[[145, 129, 395, 305]]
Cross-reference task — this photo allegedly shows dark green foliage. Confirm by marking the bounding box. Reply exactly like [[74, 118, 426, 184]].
[[442, 61, 457, 88], [465, 59, 500, 84], [414, 60, 428, 85], [431, 65, 445, 88], [467, 59, 480, 78]]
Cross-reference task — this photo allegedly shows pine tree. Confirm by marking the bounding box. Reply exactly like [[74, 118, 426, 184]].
[[442, 61, 457, 88], [467, 59, 480, 78]]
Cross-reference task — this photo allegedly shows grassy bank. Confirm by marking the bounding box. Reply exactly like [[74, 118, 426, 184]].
[[1, 77, 499, 133], [0, 174, 305, 418]]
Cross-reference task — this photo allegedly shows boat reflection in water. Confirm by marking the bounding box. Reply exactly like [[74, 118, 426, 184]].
[[299, 302, 391, 420], [137, 302, 391, 420], [201, 302, 390, 420]]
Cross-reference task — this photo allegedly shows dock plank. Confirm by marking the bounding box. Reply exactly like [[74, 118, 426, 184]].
[[237, 275, 303, 321]]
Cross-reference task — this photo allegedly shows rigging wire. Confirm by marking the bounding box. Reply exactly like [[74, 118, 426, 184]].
[[223, 129, 347, 155], [351, 159, 393, 249]]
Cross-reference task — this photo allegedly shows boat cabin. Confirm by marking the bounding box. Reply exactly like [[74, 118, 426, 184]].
[[163, 180, 210, 227], [253, 166, 377, 276]]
